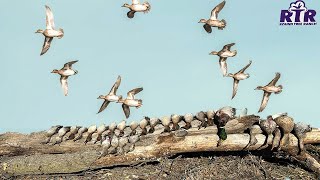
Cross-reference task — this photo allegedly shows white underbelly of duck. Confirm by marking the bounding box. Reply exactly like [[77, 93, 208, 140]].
[[61, 69, 76, 76], [44, 29, 63, 37], [125, 99, 141, 107], [221, 51, 236, 58], [234, 73, 249, 80], [264, 86, 281, 93], [131, 5, 148, 12], [106, 95, 119, 102], [207, 20, 223, 27]]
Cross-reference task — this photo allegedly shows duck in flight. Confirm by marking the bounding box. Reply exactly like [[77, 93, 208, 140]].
[[35, 5, 64, 56], [255, 72, 283, 112], [51, 61, 78, 96], [198, 1, 226, 33], [118, 87, 143, 118], [227, 60, 252, 99], [209, 43, 237, 76], [122, 0, 151, 19], [97, 76, 122, 114]]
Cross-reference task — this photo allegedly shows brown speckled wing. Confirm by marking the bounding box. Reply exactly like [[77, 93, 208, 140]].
[[237, 60, 252, 74], [127, 87, 143, 99], [203, 24, 212, 33], [60, 76, 69, 96], [231, 79, 239, 99], [122, 104, 130, 119], [258, 92, 271, 113], [109, 76, 121, 95], [219, 57, 227, 76], [63, 60, 78, 69], [210, 0, 226, 20], [222, 43, 235, 51], [97, 100, 111, 114], [267, 72, 281, 86], [40, 37, 53, 56], [127, 11, 135, 18], [45, 5, 55, 30]]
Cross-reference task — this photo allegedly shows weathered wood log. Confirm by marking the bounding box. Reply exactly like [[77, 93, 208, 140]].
[[1, 127, 320, 176]]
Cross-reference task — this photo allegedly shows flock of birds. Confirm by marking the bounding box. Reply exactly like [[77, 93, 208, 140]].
[[43, 109, 312, 157]]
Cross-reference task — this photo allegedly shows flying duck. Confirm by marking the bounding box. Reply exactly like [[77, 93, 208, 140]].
[[97, 76, 122, 114], [118, 87, 143, 119], [51, 60, 78, 96], [122, 0, 151, 18], [227, 60, 252, 99], [255, 72, 283, 112], [198, 1, 226, 33], [35, 5, 64, 56], [209, 43, 237, 76]]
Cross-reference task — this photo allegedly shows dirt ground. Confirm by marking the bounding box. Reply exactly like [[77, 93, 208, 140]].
[[3, 148, 320, 180]]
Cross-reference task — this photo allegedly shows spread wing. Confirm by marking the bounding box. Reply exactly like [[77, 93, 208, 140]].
[[60, 76, 69, 96], [127, 11, 135, 18], [127, 87, 143, 99], [203, 24, 212, 33], [40, 37, 53, 56], [63, 60, 78, 69], [122, 104, 130, 119], [45, 5, 55, 30], [237, 60, 252, 74], [219, 57, 227, 76], [109, 76, 121, 95], [267, 72, 281, 86], [210, 0, 226, 20], [132, 0, 140, 5], [231, 79, 239, 99], [97, 100, 111, 114], [222, 43, 235, 51], [258, 92, 271, 113]]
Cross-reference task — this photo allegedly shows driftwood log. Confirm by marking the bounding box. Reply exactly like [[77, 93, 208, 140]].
[[1, 123, 320, 176]]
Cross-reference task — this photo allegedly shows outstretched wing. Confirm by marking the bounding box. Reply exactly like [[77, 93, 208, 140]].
[[132, 0, 140, 5], [109, 76, 121, 95], [267, 72, 281, 86], [231, 79, 239, 99], [63, 60, 78, 69], [237, 60, 252, 74], [210, 0, 226, 20], [40, 37, 53, 56], [203, 24, 212, 33], [60, 76, 69, 96], [258, 92, 271, 113], [127, 11, 135, 18], [97, 100, 111, 114], [222, 43, 235, 51], [122, 104, 131, 119], [127, 87, 143, 99], [219, 57, 227, 76], [45, 5, 55, 30]]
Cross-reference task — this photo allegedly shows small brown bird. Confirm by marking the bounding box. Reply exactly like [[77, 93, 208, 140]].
[[171, 114, 182, 131], [273, 114, 294, 150], [118, 87, 143, 119], [148, 118, 160, 133], [183, 113, 194, 129], [255, 72, 283, 113], [161, 116, 171, 133], [73, 127, 88, 142], [206, 110, 215, 126], [259, 115, 277, 149], [43, 125, 63, 144], [198, 1, 227, 33], [227, 60, 252, 99]]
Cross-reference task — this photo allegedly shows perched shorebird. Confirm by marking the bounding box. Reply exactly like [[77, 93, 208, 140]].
[[91, 132, 100, 144], [109, 136, 119, 154], [51, 60, 78, 96], [65, 126, 81, 141], [195, 111, 208, 129], [227, 60, 252, 99], [273, 114, 294, 150], [52, 126, 71, 145], [43, 125, 62, 144], [259, 115, 277, 149], [161, 116, 171, 133], [35, 5, 64, 55], [84, 125, 97, 145], [294, 122, 312, 154], [149, 118, 160, 133], [183, 113, 194, 129], [255, 72, 283, 113], [206, 110, 215, 126], [129, 135, 140, 144], [97, 76, 122, 114], [209, 43, 237, 76], [198, 1, 226, 33], [73, 127, 88, 142], [118, 137, 129, 154], [139, 117, 150, 135], [122, 0, 151, 18], [118, 87, 143, 119], [117, 120, 127, 137], [171, 114, 182, 131], [100, 136, 111, 157], [96, 124, 107, 143], [214, 106, 236, 146], [108, 122, 117, 137], [130, 121, 139, 136]]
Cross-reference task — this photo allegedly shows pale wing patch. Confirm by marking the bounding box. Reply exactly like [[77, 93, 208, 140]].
[[132, 0, 140, 5], [40, 37, 53, 56], [109, 76, 121, 95], [219, 58, 227, 76], [45, 5, 55, 30], [259, 92, 271, 112], [210, 1, 226, 20], [232, 79, 239, 99], [60, 77, 68, 96]]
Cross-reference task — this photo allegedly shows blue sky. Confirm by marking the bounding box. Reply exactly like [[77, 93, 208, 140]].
[[0, 0, 319, 133]]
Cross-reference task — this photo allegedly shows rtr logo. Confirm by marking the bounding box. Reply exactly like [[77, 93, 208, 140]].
[[280, 0, 316, 25]]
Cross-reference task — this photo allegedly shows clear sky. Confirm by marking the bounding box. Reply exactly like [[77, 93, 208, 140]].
[[0, 0, 319, 133]]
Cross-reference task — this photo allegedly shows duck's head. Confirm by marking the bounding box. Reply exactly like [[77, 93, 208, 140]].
[[97, 95, 105, 99], [198, 19, 207, 23], [51, 69, 59, 74], [209, 51, 218, 55], [35, 29, 44, 34], [255, 86, 263, 90], [122, 3, 130, 8]]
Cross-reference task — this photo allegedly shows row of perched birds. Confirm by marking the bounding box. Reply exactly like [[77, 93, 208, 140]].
[[43, 107, 312, 157]]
